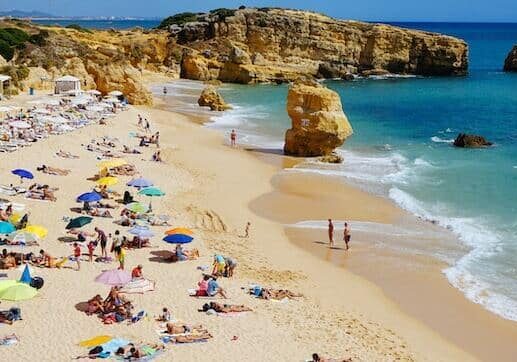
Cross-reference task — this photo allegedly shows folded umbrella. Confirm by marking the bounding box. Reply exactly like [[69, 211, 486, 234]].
[[66, 216, 92, 230]]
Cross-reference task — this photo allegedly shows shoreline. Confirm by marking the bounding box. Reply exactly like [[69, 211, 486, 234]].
[[154, 78, 517, 361]]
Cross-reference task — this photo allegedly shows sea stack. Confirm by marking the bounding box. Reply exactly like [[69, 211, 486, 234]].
[[503, 45, 517, 71], [198, 86, 232, 111], [284, 81, 353, 157], [453, 133, 493, 148]]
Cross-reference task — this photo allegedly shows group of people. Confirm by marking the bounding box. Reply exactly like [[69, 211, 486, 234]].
[[327, 219, 352, 250]]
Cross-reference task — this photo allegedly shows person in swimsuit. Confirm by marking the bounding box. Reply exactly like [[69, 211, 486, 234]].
[[328, 219, 334, 246], [343, 222, 351, 250], [72, 242, 81, 271], [230, 129, 237, 147], [95, 227, 108, 259]]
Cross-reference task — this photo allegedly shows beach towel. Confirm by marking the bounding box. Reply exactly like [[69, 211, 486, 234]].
[[78, 335, 113, 348], [131, 310, 146, 324], [0, 334, 19, 346], [99, 337, 130, 354], [120, 279, 154, 294]]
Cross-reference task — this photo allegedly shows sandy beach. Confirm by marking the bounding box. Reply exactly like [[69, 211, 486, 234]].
[[0, 83, 512, 362]]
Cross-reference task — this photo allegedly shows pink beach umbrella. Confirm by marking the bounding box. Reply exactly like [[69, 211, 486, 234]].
[[94, 269, 131, 286]]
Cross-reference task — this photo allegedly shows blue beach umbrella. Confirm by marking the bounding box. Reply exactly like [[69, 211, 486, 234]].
[[127, 177, 153, 188], [12, 169, 34, 181], [76, 192, 102, 203], [0, 222, 15, 234], [163, 234, 193, 244]]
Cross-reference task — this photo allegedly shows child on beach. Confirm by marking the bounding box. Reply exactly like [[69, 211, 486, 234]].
[[157, 307, 171, 322], [87, 241, 95, 263], [244, 221, 251, 238]]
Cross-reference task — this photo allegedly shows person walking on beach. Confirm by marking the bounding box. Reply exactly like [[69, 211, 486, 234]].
[[72, 242, 81, 271], [95, 227, 108, 259], [328, 219, 334, 246], [230, 129, 237, 147], [137, 114, 142, 128], [244, 222, 251, 238], [343, 222, 351, 250], [145, 119, 150, 132]]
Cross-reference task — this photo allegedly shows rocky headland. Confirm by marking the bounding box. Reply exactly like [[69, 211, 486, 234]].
[[503, 45, 517, 71], [0, 7, 468, 105]]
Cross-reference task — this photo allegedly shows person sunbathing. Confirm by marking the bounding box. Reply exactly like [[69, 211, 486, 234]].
[[87, 208, 112, 218], [173, 333, 213, 343], [0, 208, 8, 221], [165, 322, 207, 335], [311, 353, 352, 362], [123, 145, 141, 154], [36, 165, 70, 176], [37, 249, 55, 268], [86, 295, 105, 315], [201, 302, 252, 313], [94, 201, 116, 209], [127, 344, 165, 359], [0, 252, 16, 269], [258, 288, 302, 300], [151, 150, 163, 162], [56, 150, 79, 159]]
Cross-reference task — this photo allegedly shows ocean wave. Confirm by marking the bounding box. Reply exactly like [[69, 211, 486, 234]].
[[287, 220, 418, 236], [388, 187, 517, 321], [431, 136, 454, 143]]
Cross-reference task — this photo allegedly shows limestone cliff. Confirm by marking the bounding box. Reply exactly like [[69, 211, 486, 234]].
[[503, 45, 517, 72], [168, 8, 468, 83], [197, 86, 231, 111], [284, 81, 353, 157]]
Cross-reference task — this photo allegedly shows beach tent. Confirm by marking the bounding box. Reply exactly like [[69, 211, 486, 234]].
[[0, 75, 12, 97], [19, 264, 32, 284], [54, 75, 81, 95]]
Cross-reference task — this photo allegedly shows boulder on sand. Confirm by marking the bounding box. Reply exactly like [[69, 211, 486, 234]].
[[453, 133, 493, 148], [197, 86, 232, 111], [284, 81, 353, 157]]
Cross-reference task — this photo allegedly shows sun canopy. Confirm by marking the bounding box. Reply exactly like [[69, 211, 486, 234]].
[[138, 187, 165, 197], [163, 233, 193, 244], [127, 177, 153, 188]]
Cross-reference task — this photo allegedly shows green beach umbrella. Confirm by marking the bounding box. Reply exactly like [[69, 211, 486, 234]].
[[66, 216, 93, 230], [126, 202, 148, 214], [138, 187, 165, 197], [0, 282, 37, 301]]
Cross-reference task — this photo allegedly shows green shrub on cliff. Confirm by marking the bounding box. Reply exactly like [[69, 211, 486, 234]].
[[157, 12, 198, 29], [29, 30, 50, 46], [209, 8, 236, 20], [0, 65, 30, 87], [0, 27, 30, 61]]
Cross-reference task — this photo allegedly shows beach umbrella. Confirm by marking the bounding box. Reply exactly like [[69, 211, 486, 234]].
[[126, 202, 148, 214], [65, 216, 92, 230], [138, 187, 165, 197], [85, 105, 105, 112], [127, 177, 153, 188], [96, 176, 118, 186], [86, 89, 102, 96], [9, 121, 31, 129], [0, 280, 17, 293], [19, 264, 32, 284], [76, 192, 102, 203], [163, 233, 193, 244], [95, 269, 131, 286], [97, 159, 127, 169], [11, 169, 34, 180], [165, 227, 194, 236], [32, 108, 51, 115], [0, 106, 14, 112], [7, 230, 40, 244], [108, 90, 123, 97], [0, 283, 37, 301], [128, 226, 155, 238], [23, 225, 48, 238], [0, 222, 15, 234]]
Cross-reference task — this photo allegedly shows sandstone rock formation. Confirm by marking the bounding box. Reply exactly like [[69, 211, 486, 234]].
[[284, 81, 353, 157], [168, 8, 468, 84], [453, 133, 493, 148], [503, 45, 517, 71], [198, 86, 231, 111]]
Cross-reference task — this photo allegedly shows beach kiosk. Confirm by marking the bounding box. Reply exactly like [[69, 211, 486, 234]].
[[0, 75, 11, 98], [54, 75, 81, 95]]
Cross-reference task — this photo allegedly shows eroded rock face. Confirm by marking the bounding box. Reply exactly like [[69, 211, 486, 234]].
[[174, 8, 468, 84], [197, 86, 231, 111], [503, 46, 517, 72], [453, 133, 493, 148], [284, 81, 353, 157]]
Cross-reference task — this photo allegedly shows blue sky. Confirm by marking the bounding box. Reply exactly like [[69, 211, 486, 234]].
[[1, 0, 517, 22]]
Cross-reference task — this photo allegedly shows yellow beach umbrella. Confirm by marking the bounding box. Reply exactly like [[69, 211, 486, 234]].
[[78, 335, 113, 348], [8, 212, 22, 224], [96, 177, 118, 186], [97, 158, 127, 169], [165, 227, 194, 236], [23, 225, 48, 238]]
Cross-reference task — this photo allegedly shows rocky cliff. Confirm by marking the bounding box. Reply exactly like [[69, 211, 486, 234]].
[[503, 45, 517, 71], [284, 81, 353, 156], [166, 8, 468, 83]]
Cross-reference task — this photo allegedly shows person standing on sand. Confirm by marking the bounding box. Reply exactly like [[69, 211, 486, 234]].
[[137, 114, 142, 128], [230, 129, 237, 147], [328, 219, 334, 246], [72, 242, 81, 271], [343, 222, 351, 250], [244, 222, 251, 238]]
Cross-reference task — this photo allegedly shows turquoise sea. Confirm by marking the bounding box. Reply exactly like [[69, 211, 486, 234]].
[[160, 23, 517, 321]]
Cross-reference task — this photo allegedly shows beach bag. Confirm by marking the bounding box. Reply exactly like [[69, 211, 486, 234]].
[[89, 346, 103, 356], [30, 276, 44, 290], [7, 307, 21, 321]]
